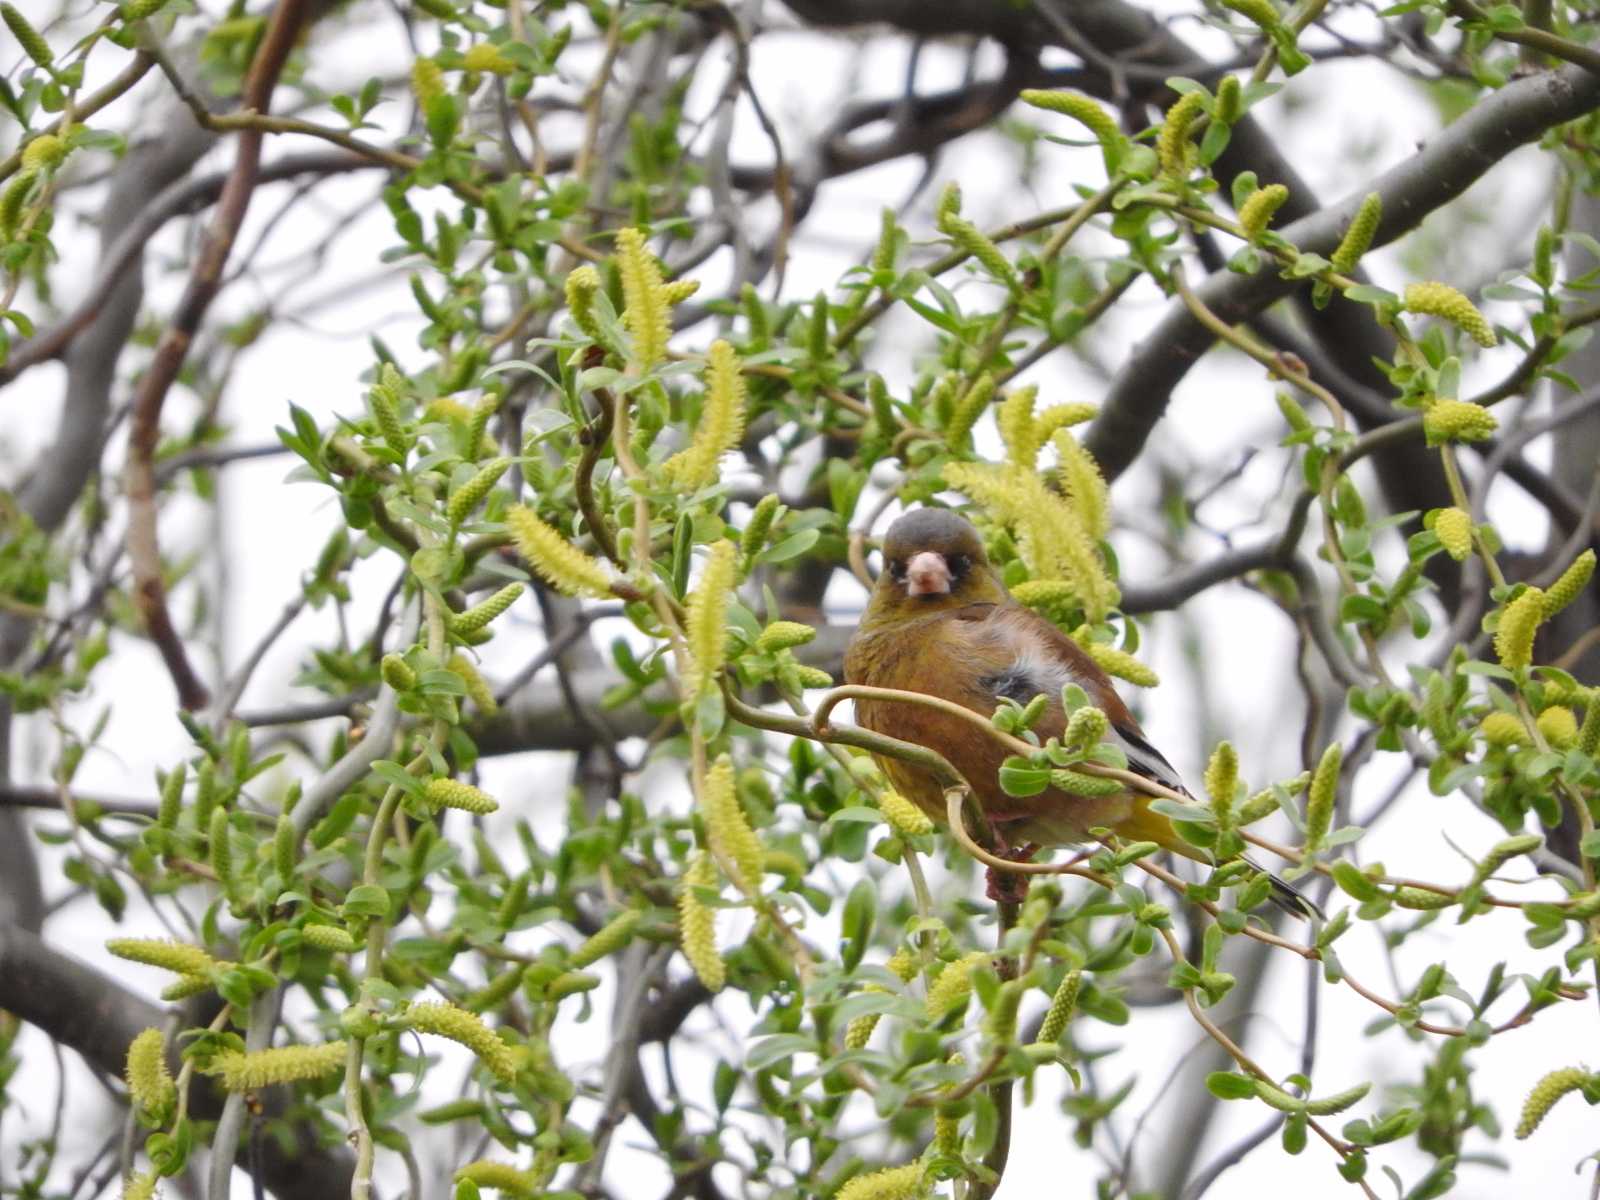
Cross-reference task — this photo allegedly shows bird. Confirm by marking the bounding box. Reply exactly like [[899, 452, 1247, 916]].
[[843, 506, 1314, 918]]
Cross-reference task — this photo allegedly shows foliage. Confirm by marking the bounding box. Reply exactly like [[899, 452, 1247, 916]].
[[3, 2, 1600, 1199]]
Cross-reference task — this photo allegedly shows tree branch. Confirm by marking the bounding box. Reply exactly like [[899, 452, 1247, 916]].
[[1085, 61, 1600, 481], [0, 924, 351, 1200], [122, 0, 314, 710]]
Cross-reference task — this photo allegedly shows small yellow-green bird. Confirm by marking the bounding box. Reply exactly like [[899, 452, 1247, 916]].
[[844, 507, 1312, 916]]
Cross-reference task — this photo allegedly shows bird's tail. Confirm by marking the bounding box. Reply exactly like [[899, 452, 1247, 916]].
[[1117, 800, 1322, 921], [1248, 857, 1323, 921]]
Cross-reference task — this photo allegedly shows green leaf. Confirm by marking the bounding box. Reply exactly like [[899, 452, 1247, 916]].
[[1330, 861, 1382, 902], [755, 529, 819, 565], [825, 806, 884, 824], [343, 884, 391, 918], [745, 1034, 815, 1070], [998, 758, 1052, 797], [1206, 1071, 1258, 1100], [841, 878, 875, 971]]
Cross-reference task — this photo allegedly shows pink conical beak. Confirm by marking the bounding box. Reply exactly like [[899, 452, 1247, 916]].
[[905, 551, 951, 596]]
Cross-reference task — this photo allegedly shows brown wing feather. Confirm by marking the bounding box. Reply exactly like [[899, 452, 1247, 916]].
[[845, 601, 1150, 846]]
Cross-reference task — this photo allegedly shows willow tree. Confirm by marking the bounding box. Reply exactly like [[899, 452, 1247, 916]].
[[3, 1, 1600, 1198]]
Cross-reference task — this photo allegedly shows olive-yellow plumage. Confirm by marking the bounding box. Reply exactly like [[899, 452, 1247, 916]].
[[844, 508, 1311, 916]]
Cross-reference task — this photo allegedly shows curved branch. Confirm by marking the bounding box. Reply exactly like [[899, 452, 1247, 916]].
[[123, 0, 313, 710]]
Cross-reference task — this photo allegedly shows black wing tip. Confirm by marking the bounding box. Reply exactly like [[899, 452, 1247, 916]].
[[1267, 873, 1323, 921]]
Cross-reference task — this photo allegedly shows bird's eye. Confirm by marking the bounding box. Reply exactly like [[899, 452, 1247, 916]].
[[888, 558, 907, 581]]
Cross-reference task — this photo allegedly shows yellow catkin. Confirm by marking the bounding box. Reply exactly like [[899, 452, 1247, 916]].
[[836, 1162, 928, 1200], [1537, 706, 1578, 749], [447, 458, 509, 526], [871, 207, 899, 275], [845, 948, 921, 1048], [701, 756, 764, 894], [301, 924, 357, 952], [1480, 711, 1529, 747], [454, 1162, 539, 1196], [879, 790, 934, 836], [451, 582, 525, 635], [1466, 834, 1542, 891], [122, 1172, 159, 1200], [741, 494, 781, 565], [616, 227, 670, 370], [661, 278, 700, 304], [506, 507, 611, 598], [1544, 550, 1595, 618], [1157, 90, 1206, 179], [106, 938, 222, 977], [1019, 89, 1121, 152], [678, 852, 725, 992], [1080, 640, 1159, 687], [944, 373, 997, 446], [161, 975, 214, 1001], [565, 265, 603, 340], [756, 621, 816, 652], [1214, 75, 1243, 124], [1063, 706, 1109, 752], [1422, 398, 1498, 445], [1404, 282, 1497, 347], [1495, 587, 1546, 670], [1330, 192, 1382, 274], [570, 910, 641, 969], [2, 3, 53, 66], [1581, 696, 1600, 756], [1051, 769, 1124, 797], [943, 463, 1117, 621], [1010, 580, 1079, 625], [1393, 887, 1455, 910], [126, 1029, 176, 1118], [1053, 431, 1110, 540], [1304, 742, 1340, 854], [1037, 970, 1082, 1043], [411, 58, 445, 107], [997, 387, 1041, 466], [662, 340, 747, 489], [406, 1003, 518, 1082], [212, 1041, 348, 1091], [1032, 402, 1098, 445], [0, 170, 36, 239], [462, 42, 514, 75], [20, 135, 64, 172], [381, 653, 417, 691], [209, 808, 234, 894], [1238, 183, 1289, 238], [1204, 742, 1238, 830], [936, 182, 962, 226], [793, 665, 834, 688], [424, 778, 499, 814], [447, 652, 498, 714], [684, 540, 737, 694], [939, 217, 1018, 291], [925, 951, 991, 1018], [1515, 1067, 1590, 1139], [984, 978, 1025, 1043], [1433, 507, 1473, 561]]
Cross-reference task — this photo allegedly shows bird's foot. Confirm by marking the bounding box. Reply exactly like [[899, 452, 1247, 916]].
[[984, 841, 1038, 905]]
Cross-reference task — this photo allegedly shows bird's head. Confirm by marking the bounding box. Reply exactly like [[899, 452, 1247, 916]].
[[863, 508, 1007, 623]]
